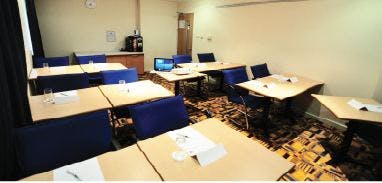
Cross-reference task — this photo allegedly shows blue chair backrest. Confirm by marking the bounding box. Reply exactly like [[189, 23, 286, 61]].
[[222, 67, 249, 98], [36, 73, 89, 94], [223, 67, 249, 85], [130, 95, 189, 140], [197, 53, 216, 63], [34, 56, 70, 68], [172, 55, 192, 64], [76, 54, 107, 64], [250, 63, 271, 79], [15, 110, 112, 176], [101, 68, 138, 84]]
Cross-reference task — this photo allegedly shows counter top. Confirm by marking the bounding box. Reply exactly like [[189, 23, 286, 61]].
[[74, 51, 144, 57]]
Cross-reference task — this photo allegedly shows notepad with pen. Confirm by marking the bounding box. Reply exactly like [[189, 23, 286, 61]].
[[167, 127, 227, 166]]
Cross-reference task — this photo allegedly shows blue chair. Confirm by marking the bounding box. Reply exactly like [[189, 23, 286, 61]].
[[36, 73, 89, 94], [101, 68, 138, 84], [223, 68, 265, 130], [34, 56, 70, 68], [197, 53, 216, 63], [15, 110, 112, 176], [76, 54, 107, 64], [172, 55, 192, 65], [130, 95, 189, 140], [76, 55, 107, 85], [197, 53, 223, 89], [250, 63, 271, 79]]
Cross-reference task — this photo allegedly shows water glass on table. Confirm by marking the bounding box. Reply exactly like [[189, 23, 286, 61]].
[[43, 88, 54, 104], [43, 63, 49, 69]]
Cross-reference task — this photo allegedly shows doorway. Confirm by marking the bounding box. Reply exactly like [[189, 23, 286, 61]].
[[177, 13, 194, 55]]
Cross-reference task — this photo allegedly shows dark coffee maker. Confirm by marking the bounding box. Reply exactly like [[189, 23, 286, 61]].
[[126, 35, 143, 52]]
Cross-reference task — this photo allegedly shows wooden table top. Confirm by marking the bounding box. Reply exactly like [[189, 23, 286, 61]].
[[21, 145, 161, 181], [312, 94, 382, 124], [29, 87, 112, 122], [237, 74, 323, 100], [80, 63, 127, 73], [156, 71, 206, 82], [28, 65, 84, 80], [137, 118, 294, 180], [178, 62, 245, 72], [98, 80, 174, 107]]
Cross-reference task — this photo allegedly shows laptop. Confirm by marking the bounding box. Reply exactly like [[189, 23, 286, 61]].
[[154, 58, 174, 72]]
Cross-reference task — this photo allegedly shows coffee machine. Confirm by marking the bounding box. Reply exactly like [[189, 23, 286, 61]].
[[126, 30, 143, 52]]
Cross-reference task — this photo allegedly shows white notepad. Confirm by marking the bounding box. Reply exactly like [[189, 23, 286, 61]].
[[54, 90, 80, 104], [53, 158, 104, 181], [348, 99, 382, 113], [167, 127, 227, 166]]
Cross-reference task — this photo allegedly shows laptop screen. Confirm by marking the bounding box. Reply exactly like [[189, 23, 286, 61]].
[[154, 58, 174, 71]]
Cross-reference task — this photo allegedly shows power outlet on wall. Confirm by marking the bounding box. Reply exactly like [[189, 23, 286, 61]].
[[106, 31, 116, 42]]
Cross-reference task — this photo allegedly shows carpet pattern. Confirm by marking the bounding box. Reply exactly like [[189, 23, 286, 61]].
[[115, 73, 381, 181]]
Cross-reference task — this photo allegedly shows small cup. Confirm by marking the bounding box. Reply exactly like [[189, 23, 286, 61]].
[[119, 80, 126, 85], [43, 63, 49, 69], [43, 88, 54, 103]]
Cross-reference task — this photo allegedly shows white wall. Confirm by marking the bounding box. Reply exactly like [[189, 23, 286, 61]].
[[140, 0, 178, 71], [35, 0, 178, 71], [179, 0, 382, 125], [374, 73, 382, 103], [35, 0, 137, 59]]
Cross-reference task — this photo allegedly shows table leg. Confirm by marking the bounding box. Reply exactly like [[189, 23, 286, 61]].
[[262, 97, 272, 137], [329, 120, 358, 164], [197, 79, 202, 97], [175, 81, 180, 96]]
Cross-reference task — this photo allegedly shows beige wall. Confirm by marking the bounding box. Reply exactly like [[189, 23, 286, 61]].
[[140, 0, 178, 71], [374, 73, 382, 103], [179, 0, 382, 125], [35, 0, 178, 70], [35, 0, 136, 60]]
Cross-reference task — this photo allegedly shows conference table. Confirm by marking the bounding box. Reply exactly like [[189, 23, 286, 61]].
[[178, 62, 246, 90], [98, 80, 174, 107], [137, 118, 294, 180], [177, 62, 246, 72], [21, 145, 162, 181], [28, 87, 112, 122], [312, 94, 382, 163], [28, 65, 85, 80], [155, 71, 207, 96], [237, 74, 323, 131], [22, 118, 294, 181]]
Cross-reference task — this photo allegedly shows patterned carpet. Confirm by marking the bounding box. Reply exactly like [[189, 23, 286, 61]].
[[115, 73, 381, 181]]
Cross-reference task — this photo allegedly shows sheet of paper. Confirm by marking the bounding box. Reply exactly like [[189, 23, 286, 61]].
[[29, 69, 38, 78], [348, 99, 366, 110], [196, 143, 227, 167], [54, 90, 79, 104], [266, 83, 277, 89], [53, 158, 104, 181], [167, 127, 216, 156], [289, 77, 299, 83], [364, 104, 382, 113]]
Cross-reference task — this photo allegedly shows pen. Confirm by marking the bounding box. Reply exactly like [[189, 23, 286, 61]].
[[66, 170, 82, 181], [177, 133, 189, 138]]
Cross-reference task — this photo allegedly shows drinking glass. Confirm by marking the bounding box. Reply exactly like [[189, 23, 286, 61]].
[[89, 60, 94, 65], [43, 88, 54, 103], [43, 63, 49, 69]]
